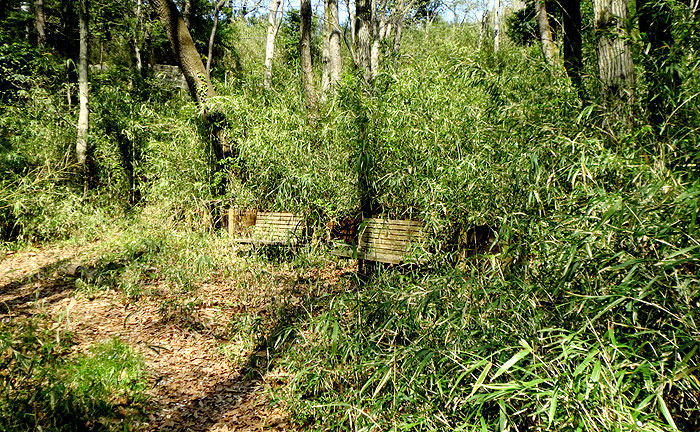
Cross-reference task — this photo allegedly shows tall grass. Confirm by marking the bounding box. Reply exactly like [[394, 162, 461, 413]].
[[0, 320, 149, 431]]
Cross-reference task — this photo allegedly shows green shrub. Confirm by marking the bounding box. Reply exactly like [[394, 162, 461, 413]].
[[0, 321, 149, 431]]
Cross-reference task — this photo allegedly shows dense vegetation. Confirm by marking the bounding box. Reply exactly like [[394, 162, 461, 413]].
[[1, 0, 698, 430]]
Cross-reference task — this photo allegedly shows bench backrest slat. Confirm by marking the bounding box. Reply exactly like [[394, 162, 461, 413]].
[[354, 218, 427, 264], [228, 209, 305, 245]]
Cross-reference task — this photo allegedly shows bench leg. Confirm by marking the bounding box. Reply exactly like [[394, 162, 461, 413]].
[[358, 259, 377, 280]]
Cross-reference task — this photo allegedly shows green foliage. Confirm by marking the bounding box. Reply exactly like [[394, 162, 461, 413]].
[[278, 167, 700, 429], [263, 24, 700, 432], [277, 9, 323, 66], [505, 4, 537, 46], [1, 3, 699, 431], [0, 321, 148, 431], [0, 42, 61, 102]]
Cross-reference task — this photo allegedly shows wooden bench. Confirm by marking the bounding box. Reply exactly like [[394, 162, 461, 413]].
[[332, 218, 428, 264], [227, 209, 306, 245]]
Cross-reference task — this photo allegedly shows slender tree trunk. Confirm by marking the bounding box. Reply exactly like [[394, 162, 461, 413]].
[[355, 0, 372, 80], [349, 0, 356, 47], [593, 0, 634, 103], [370, 0, 386, 78], [21, 2, 31, 40], [321, 24, 331, 97], [535, 0, 559, 65], [392, 0, 405, 63], [207, 0, 226, 74], [132, 0, 143, 73], [34, 0, 45, 46], [493, 0, 501, 51], [478, 7, 488, 49], [142, 11, 154, 73], [300, 0, 317, 112], [182, 0, 191, 27], [328, 0, 342, 85], [264, 0, 283, 89], [369, 0, 386, 78], [76, 0, 89, 166], [562, 0, 582, 92]]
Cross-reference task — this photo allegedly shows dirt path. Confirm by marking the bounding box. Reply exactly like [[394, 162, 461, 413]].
[[1, 243, 292, 431]]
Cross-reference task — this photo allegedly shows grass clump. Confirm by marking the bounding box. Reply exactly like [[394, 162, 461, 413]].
[[0, 320, 149, 431]]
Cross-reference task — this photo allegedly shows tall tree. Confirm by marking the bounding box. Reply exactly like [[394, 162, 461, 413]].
[[206, 0, 226, 74], [76, 0, 89, 165], [392, 0, 407, 62], [148, 0, 229, 160], [355, 0, 372, 80], [594, 0, 634, 104], [370, 0, 387, 77], [534, 0, 559, 66], [300, 0, 317, 111], [131, 0, 145, 73], [562, 0, 582, 91], [321, 0, 342, 96], [263, 0, 283, 89], [34, 0, 45, 46], [477, 6, 488, 49], [148, 0, 214, 108], [493, 0, 501, 51]]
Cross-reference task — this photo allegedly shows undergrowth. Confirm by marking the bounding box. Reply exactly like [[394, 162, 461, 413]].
[[0, 320, 149, 431]]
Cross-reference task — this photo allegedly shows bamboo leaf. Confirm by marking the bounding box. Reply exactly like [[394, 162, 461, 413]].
[[469, 361, 492, 398], [657, 394, 679, 431], [491, 348, 530, 381]]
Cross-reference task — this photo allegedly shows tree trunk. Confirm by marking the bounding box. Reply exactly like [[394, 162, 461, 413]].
[[207, 0, 226, 74], [370, 0, 385, 78], [478, 7, 488, 49], [638, 0, 679, 126], [182, 0, 191, 27], [264, 0, 283, 89], [131, 0, 144, 73], [562, 0, 582, 92], [392, 0, 405, 64], [76, 0, 89, 166], [349, 0, 356, 47], [593, 0, 634, 103], [355, 0, 372, 80], [300, 0, 317, 112], [321, 24, 331, 97], [148, 0, 214, 107], [493, 0, 501, 51], [535, 0, 559, 65], [370, 0, 392, 77], [327, 0, 342, 85], [148, 0, 230, 163], [34, 0, 45, 46]]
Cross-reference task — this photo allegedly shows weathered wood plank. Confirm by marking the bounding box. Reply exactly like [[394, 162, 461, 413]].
[[363, 218, 423, 227], [332, 217, 427, 264], [358, 232, 425, 244], [227, 209, 306, 245]]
